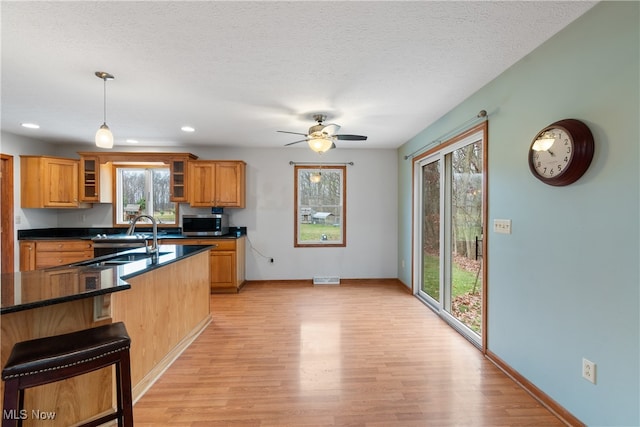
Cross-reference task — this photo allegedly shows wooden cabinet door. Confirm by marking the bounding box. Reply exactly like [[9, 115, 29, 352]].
[[19, 241, 36, 271], [188, 162, 216, 206], [214, 161, 245, 208], [209, 250, 235, 291], [79, 155, 99, 202], [43, 157, 79, 207], [169, 157, 189, 202], [188, 161, 245, 207]]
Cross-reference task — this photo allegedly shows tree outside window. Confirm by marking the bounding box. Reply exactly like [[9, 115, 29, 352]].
[[115, 166, 177, 226], [294, 165, 346, 247]]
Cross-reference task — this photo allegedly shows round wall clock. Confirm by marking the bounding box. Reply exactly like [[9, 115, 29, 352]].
[[528, 119, 594, 186]]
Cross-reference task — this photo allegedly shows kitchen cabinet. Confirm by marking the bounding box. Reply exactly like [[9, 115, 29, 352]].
[[169, 156, 189, 202], [79, 155, 113, 203], [161, 237, 246, 293], [19, 240, 95, 271], [21, 156, 91, 208], [188, 161, 246, 208], [79, 155, 99, 202]]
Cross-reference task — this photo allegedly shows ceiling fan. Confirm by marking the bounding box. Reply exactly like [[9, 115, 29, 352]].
[[278, 114, 367, 153]]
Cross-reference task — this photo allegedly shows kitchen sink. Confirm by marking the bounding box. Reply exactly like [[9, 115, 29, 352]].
[[76, 251, 171, 267], [109, 252, 170, 262]]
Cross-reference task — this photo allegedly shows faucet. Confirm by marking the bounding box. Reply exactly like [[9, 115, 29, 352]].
[[127, 214, 158, 255]]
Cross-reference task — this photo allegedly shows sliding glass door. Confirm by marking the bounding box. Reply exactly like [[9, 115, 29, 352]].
[[414, 125, 486, 346]]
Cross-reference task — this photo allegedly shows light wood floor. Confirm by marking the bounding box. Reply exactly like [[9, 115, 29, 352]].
[[134, 281, 565, 426]]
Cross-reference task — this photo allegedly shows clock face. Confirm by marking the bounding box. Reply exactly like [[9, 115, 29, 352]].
[[531, 128, 573, 179], [528, 119, 594, 186]]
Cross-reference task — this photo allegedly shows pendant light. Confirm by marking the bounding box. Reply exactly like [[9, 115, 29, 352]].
[[95, 71, 114, 148]]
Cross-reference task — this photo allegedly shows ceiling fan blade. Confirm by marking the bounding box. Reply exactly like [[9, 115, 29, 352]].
[[321, 123, 341, 135], [284, 139, 308, 146], [277, 130, 308, 137], [335, 134, 367, 141]]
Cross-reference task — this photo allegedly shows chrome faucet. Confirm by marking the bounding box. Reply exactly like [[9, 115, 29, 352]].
[[127, 214, 158, 255]]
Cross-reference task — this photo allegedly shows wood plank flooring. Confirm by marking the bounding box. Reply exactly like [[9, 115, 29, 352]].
[[134, 281, 565, 426]]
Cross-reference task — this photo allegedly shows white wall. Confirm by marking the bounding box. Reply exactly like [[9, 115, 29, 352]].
[[8, 141, 398, 281], [1, 132, 62, 271]]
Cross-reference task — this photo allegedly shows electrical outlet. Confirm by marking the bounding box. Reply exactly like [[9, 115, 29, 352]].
[[582, 358, 596, 384], [493, 219, 512, 234]]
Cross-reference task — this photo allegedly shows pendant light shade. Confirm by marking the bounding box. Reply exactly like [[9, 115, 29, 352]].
[[95, 123, 113, 148], [95, 71, 114, 148]]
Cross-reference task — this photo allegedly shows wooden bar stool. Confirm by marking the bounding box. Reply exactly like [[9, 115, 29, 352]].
[[2, 322, 133, 427]]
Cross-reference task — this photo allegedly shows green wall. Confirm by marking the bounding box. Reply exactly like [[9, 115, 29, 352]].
[[397, 3, 639, 425]]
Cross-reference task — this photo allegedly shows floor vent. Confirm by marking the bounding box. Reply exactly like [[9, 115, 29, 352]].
[[313, 276, 340, 286]]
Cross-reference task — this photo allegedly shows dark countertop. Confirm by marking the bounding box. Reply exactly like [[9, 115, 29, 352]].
[[17, 227, 246, 241], [1, 244, 212, 315]]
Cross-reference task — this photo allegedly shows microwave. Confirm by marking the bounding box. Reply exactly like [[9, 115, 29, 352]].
[[182, 214, 229, 236]]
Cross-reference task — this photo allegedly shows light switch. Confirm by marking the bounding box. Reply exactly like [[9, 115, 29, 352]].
[[493, 219, 511, 234]]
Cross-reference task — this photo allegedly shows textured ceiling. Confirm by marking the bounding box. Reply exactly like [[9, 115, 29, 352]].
[[1, 1, 596, 150]]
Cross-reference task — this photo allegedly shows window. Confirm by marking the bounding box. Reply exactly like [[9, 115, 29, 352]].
[[115, 165, 178, 226], [294, 165, 346, 247]]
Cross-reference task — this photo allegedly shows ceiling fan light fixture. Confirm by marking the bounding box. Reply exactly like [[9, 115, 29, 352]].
[[95, 71, 114, 149], [308, 137, 333, 153]]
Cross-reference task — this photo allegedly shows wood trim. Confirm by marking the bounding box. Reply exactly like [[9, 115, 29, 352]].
[[485, 349, 585, 427], [244, 278, 406, 287], [1, 154, 14, 273], [77, 151, 198, 164]]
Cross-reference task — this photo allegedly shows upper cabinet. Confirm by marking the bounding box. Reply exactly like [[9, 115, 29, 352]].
[[79, 155, 99, 202], [189, 161, 246, 208], [21, 156, 90, 208], [169, 155, 190, 203]]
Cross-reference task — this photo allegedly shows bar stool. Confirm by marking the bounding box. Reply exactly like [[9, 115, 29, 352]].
[[2, 322, 133, 427]]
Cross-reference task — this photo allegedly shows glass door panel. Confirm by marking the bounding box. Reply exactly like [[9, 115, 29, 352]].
[[420, 159, 441, 305], [414, 126, 486, 347], [446, 142, 483, 335]]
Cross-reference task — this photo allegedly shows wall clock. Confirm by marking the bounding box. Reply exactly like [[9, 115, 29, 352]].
[[528, 119, 594, 186]]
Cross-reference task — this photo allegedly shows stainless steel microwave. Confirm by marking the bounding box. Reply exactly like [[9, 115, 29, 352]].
[[182, 214, 229, 236]]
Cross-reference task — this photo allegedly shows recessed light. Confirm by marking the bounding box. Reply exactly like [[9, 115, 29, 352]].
[[126, 139, 139, 144], [181, 126, 195, 132], [21, 123, 40, 129]]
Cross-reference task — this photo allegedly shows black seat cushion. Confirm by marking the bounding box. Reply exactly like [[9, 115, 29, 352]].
[[2, 322, 130, 380]]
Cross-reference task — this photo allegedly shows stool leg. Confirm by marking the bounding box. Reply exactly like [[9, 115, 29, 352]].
[[2, 379, 20, 427], [119, 350, 134, 427]]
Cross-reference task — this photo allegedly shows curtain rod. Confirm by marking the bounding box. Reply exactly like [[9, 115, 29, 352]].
[[403, 110, 488, 160], [289, 161, 354, 166]]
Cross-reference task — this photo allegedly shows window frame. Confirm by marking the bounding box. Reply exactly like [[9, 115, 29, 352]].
[[294, 164, 346, 247], [113, 164, 179, 228]]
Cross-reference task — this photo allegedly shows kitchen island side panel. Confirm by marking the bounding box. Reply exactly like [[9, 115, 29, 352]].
[[110, 250, 211, 399]]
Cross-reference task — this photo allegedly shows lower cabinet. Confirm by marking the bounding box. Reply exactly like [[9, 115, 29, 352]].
[[19, 240, 95, 271], [161, 237, 246, 293]]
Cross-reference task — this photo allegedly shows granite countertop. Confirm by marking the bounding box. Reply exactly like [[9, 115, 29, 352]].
[[17, 227, 246, 241], [1, 244, 212, 315]]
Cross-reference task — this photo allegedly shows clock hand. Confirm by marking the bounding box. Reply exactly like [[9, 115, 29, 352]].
[[548, 150, 555, 156]]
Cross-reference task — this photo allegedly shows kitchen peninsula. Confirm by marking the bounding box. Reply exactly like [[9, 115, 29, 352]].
[[1, 244, 212, 426]]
